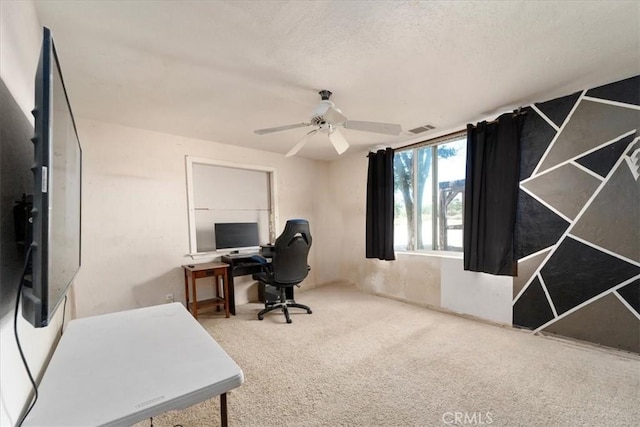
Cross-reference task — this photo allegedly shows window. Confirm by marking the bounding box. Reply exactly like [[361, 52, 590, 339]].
[[394, 132, 467, 252], [185, 157, 277, 255]]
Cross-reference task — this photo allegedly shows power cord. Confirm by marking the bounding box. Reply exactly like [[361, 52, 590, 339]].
[[61, 295, 68, 337], [14, 246, 38, 427]]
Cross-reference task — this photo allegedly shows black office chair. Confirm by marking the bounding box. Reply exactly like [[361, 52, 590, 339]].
[[252, 219, 313, 323]]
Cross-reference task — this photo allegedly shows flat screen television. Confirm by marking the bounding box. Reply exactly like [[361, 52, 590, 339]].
[[214, 222, 259, 251], [21, 27, 82, 328]]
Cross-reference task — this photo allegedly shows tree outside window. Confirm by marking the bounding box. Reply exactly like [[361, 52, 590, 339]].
[[394, 134, 466, 252]]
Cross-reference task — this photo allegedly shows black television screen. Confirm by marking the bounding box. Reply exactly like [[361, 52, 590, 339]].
[[21, 27, 82, 328], [214, 222, 259, 250]]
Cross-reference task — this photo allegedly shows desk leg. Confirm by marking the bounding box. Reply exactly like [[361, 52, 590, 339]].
[[215, 274, 222, 312], [191, 273, 198, 320], [223, 268, 230, 318], [184, 270, 190, 314], [227, 267, 236, 316], [220, 392, 228, 427]]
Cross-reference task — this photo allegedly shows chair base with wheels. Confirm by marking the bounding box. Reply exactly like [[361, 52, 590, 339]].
[[257, 286, 312, 323]]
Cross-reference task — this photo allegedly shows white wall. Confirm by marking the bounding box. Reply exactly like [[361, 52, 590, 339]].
[[0, 2, 71, 425], [328, 149, 514, 325], [0, 2, 513, 422], [73, 118, 329, 318]]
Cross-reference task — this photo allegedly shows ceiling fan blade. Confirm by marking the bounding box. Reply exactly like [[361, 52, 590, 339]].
[[343, 120, 402, 136], [254, 122, 310, 135], [324, 107, 347, 124], [286, 129, 318, 157], [328, 127, 350, 155]]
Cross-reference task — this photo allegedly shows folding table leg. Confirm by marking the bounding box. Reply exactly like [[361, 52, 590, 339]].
[[220, 393, 228, 427]]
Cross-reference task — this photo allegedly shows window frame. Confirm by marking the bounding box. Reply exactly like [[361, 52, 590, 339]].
[[185, 156, 279, 257], [394, 130, 467, 254]]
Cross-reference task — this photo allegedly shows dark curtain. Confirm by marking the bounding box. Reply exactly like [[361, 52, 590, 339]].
[[366, 148, 395, 260], [464, 113, 522, 276]]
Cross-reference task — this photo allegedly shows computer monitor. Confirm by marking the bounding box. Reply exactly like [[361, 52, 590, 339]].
[[214, 222, 259, 251]]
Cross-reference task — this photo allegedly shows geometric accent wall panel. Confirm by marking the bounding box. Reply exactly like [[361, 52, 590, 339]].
[[535, 91, 581, 127], [540, 237, 640, 315], [575, 133, 637, 178], [519, 106, 557, 180], [521, 163, 601, 220], [514, 190, 570, 259], [514, 248, 552, 299], [537, 100, 640, 173], [571, 161, 640, 263], [542, 294, 640, 353], [513, 276, 555, 329], [585, 75, 640, 106], [617, 279, 640, 314], [514, 75, 640, 352]]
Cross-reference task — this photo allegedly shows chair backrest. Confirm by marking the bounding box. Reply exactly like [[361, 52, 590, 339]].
[[271, 219, 312, 284]]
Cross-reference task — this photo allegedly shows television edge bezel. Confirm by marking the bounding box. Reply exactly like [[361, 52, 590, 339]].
[[21, 27, 82, 328]]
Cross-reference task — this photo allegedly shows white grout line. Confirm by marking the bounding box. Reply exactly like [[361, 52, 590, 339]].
[[530, 103, 560, 132], [519, 184, 573, 223], [513, 251, 558, 305], [532, 90, 586, 177], [570, 161, 605, 181], [538, 273, 558, 318], [567, 233, 640, 268], [513, 275, 535, 305], [518, 246, 554, 263], [613, 290, 640, 321], [533, 274, 640, 333], [582, 96, 640, 111], [513, 247, 555, 305]]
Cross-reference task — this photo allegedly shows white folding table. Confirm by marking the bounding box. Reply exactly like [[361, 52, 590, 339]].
[[23, 302, 243, 426]]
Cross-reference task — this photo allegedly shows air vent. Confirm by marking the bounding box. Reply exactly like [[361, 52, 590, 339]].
[[408, 124, 436, 134]]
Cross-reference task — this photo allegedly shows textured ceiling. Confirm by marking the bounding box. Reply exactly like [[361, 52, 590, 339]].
[[34, 1, 640, 161]]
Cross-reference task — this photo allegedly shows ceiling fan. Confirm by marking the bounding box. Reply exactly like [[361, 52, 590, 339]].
[[254, 90, 402, 157]]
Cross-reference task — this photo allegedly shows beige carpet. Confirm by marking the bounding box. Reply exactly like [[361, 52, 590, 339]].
[[140, 283, 639, 427]]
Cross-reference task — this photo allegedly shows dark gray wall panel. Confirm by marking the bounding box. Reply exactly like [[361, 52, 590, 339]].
[[541, 237, 640, 315], [617, 280, 639, 314], [585, 75, 640, 106], [538, 100, 640, 173], [535, 91, 581, 128], [521, 163, 601, 220], [519, 106, 556, 180], [575, 133, 637, 178], [542, 294, 640, 353], [513, 276, 555, 329], [514, 190, 569, 260], [571, 162, 640, 263]]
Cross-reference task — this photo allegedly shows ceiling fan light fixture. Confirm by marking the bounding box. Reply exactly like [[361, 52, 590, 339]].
[[328, 127, 349, 155], [253, 89, 402, 156]]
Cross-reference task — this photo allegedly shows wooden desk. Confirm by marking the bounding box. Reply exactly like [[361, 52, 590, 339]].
[[183, 262, 230, 319], [23, 303, 244, 427]]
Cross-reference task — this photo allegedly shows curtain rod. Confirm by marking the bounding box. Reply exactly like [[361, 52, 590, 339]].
[[479, 108, 527, 126], [368, 108, 528, 156], [367, 129, 466, 156]]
